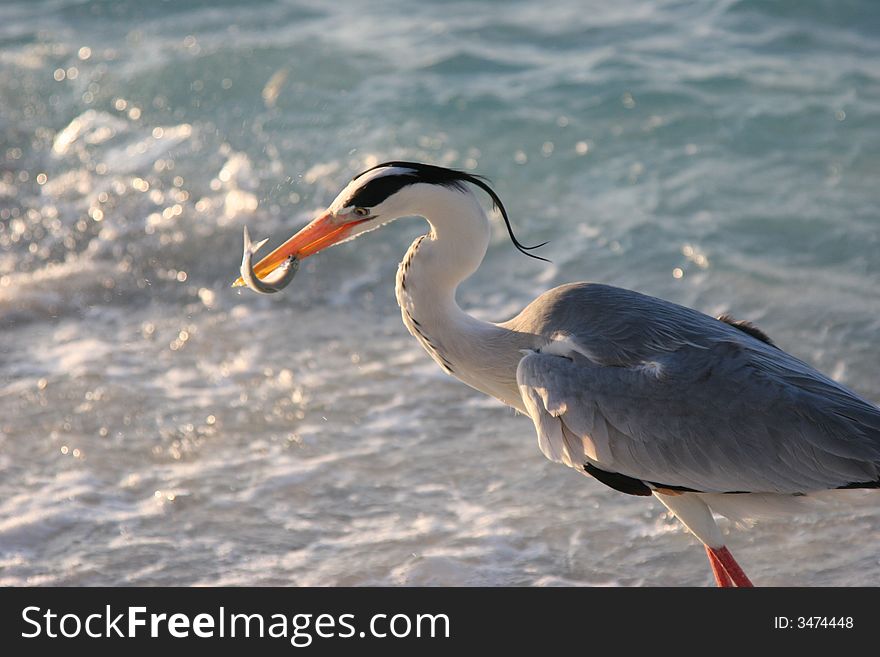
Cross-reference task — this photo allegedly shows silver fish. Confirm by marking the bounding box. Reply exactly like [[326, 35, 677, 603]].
[[239, 225, 299, 294]]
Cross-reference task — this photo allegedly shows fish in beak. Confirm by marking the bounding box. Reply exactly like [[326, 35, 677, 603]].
[[233, 210, 371, 293], [237, 226, 299, 294]]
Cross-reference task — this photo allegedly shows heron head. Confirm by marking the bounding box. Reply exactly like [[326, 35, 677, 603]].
[[233, 161, 546, 286]]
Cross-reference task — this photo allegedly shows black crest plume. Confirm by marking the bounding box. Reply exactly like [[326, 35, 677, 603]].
[[354, 161, 549, 262]]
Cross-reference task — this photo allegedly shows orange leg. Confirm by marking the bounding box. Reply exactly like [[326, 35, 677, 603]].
[[705, 545, 733, 587], [705, 545, 754, 587]]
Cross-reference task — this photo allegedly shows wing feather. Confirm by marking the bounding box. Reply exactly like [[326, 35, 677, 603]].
[[516, 314, 880, 494]]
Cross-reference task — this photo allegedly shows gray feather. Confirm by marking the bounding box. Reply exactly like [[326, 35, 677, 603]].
[[510, 283, 880, 494]]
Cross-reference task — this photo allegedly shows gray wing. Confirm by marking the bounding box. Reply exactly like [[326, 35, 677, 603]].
[[512, 284, 880, 494]]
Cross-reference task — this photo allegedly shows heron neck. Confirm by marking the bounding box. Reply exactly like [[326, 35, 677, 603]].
[[394, 188, 527, 410]]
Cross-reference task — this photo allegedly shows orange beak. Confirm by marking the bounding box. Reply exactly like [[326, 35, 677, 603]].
[[232, 210, 369, 287]]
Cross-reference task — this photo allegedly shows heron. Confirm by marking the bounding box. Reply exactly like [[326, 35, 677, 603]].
[[233, 161, 880, 587]]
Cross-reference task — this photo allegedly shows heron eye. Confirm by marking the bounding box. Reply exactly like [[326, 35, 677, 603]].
[[354, 207, 370, 217]]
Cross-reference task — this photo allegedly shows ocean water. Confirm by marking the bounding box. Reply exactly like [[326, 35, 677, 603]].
[[1, 0, 879, 586]]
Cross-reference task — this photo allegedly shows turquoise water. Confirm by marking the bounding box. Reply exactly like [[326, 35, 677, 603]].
[[1, 0, 878, 586]]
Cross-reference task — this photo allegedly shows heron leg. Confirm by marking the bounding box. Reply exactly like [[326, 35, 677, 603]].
[[706, 545, 754, 587], [704, 545, 733, 587]]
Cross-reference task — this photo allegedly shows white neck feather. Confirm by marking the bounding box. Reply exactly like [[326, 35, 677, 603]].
[[392, 185, 527, 409]]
